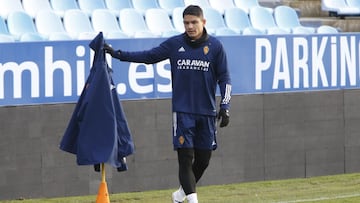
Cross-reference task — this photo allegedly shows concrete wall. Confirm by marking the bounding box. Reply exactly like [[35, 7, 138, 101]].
[[1, 89, 360, 200]]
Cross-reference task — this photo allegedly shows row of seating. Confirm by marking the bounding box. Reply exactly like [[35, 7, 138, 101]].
[[0, 0, 274, 19], [322, 0, 360, 18], [0, 0, 339, 42]]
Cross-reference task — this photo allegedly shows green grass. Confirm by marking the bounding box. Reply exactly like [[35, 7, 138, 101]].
[[2, 173, 360, 203]]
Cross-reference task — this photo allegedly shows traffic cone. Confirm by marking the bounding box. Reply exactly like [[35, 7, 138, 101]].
[[96, 163, 110, 203]]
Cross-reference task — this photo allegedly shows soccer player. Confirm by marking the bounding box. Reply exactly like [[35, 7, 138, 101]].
[[104, 5, 231, 203]]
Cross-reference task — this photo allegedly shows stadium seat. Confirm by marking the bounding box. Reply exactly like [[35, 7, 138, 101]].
[[35, 10, 67, 38], [77, 32, 99, 40], [20, 32, 45, 42], [0, 16, 11, 35], [234, 0, 273, 14], [48, 32, 72, 41], [161, 30, 182, 37], [172, 7, 185, 33], [242, 27, 265, 35], [249, 6, 289, 34], [292, 26, 317, 34], [91, 9, 128, 38], [104, 0, 132, 16], [133, 30, 158, 38], [63, 9, 95, 39], [208, 0, 236, 15], [184, 0, 211, 8], [0, 16, 15, 42], [119, 8, 152, 37], [7, 11, 38, 40], [346, 0, 360, 7], [158, 0, 185, 15], [78, 0, 107, 16], [316, 25, 339, 33], [145, 8, 178, 37], [131, 0, 159, 15], [224, 7, 252, 34], [0, 34, 15, 42], [106, 32, 129, 39], [215, 27, 238, 36], [0, 0, 25, 19], [321, 0, 360, 17], [22, 0, 53, 19], [50, 0, 79, 17], [202, 7, 227, 35], [274, 5, 315, 34]]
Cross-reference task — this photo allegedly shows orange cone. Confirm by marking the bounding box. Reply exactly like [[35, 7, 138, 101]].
[[96, 181, 110, 203], [96, 163, 110, 203]]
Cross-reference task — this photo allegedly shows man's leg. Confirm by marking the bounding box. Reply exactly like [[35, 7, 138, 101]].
[[177, 148, 196, 195], [193, 148, 212, 182]]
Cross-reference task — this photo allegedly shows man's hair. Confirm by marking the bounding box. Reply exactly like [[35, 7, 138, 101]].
[[183, 5, 203, 18]]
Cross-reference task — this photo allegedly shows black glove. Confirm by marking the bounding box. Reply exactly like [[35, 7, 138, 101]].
[[217, 108, 230, 128], [104, 43, 121, 59]]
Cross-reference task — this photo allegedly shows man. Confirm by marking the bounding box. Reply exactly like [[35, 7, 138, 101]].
[[104, 5, 231, 203]]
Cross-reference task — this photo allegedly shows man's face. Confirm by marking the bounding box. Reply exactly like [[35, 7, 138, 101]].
[[183, 14, 206, 40]]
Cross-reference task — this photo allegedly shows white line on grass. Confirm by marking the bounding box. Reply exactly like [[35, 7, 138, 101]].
[[277, 193, 360, 203]]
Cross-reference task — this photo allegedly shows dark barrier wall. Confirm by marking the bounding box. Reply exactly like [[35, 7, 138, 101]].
[[1, 89, 360, 200]]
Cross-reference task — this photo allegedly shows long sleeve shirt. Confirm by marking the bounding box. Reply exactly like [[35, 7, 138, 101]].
[[117, 32, 231, 116]]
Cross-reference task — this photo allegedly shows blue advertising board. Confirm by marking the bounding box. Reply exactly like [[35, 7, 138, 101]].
[[0, 33, 359, 106]]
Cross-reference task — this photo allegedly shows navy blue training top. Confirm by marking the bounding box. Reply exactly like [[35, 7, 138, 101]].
[[117, 33, 231, 116]]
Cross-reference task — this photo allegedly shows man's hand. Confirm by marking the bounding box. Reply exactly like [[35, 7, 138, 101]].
[[104, 43, 121, 59], [217, 108, 230, 128], [104, 43, 114, 55]]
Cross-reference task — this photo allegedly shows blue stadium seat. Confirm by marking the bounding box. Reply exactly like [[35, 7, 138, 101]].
[[78, 0, 107, 16], [63, 9, 95, 39], [0, 16, 11, 35], [158, 0, 185, 15], [242, 27, 265, 35], [48, 32, 72, 41], [215, 27, 238, 36], [22, 0, 53, 18], [35, 10, 67, 39], [172, 7, 185, 33], [0, 16, 15, 42], [91, 9, 128, 38], [274, 5, 315, 34], [316, 25, 339, 34], [0, 34, 15, 42], [20, 32, 45, 42], [234, 0, 273, 14], [104, 0, 132, 16], [202, 7, 227, 35], [208, 0, 236, 15], [184, 0, 211, 8], [7, 11, 38, 40], [249, 6, 289, 34], [321, 0, 360, 17], [131, 0, 159, 15], [106, 32, 130, 39], [224, 7, 252, 34], [346, 0, 360, 7], [50, 0, 79, 17], [119, 8, 151, 37], [0, 0, 25, 19], [145, 8, 178, 37], [133, 30, 158, 38]]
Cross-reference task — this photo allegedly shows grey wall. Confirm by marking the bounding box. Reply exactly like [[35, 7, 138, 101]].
[[1, 89, 360, 200]]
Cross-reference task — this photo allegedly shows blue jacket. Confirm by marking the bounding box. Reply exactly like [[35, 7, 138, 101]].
[[60, 32, 134, 169], [118, 32, 231, 116]]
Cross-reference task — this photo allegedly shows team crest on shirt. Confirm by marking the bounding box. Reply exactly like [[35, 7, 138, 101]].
[[203, 46, 209, 55], [178, 136, 185, 145]]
